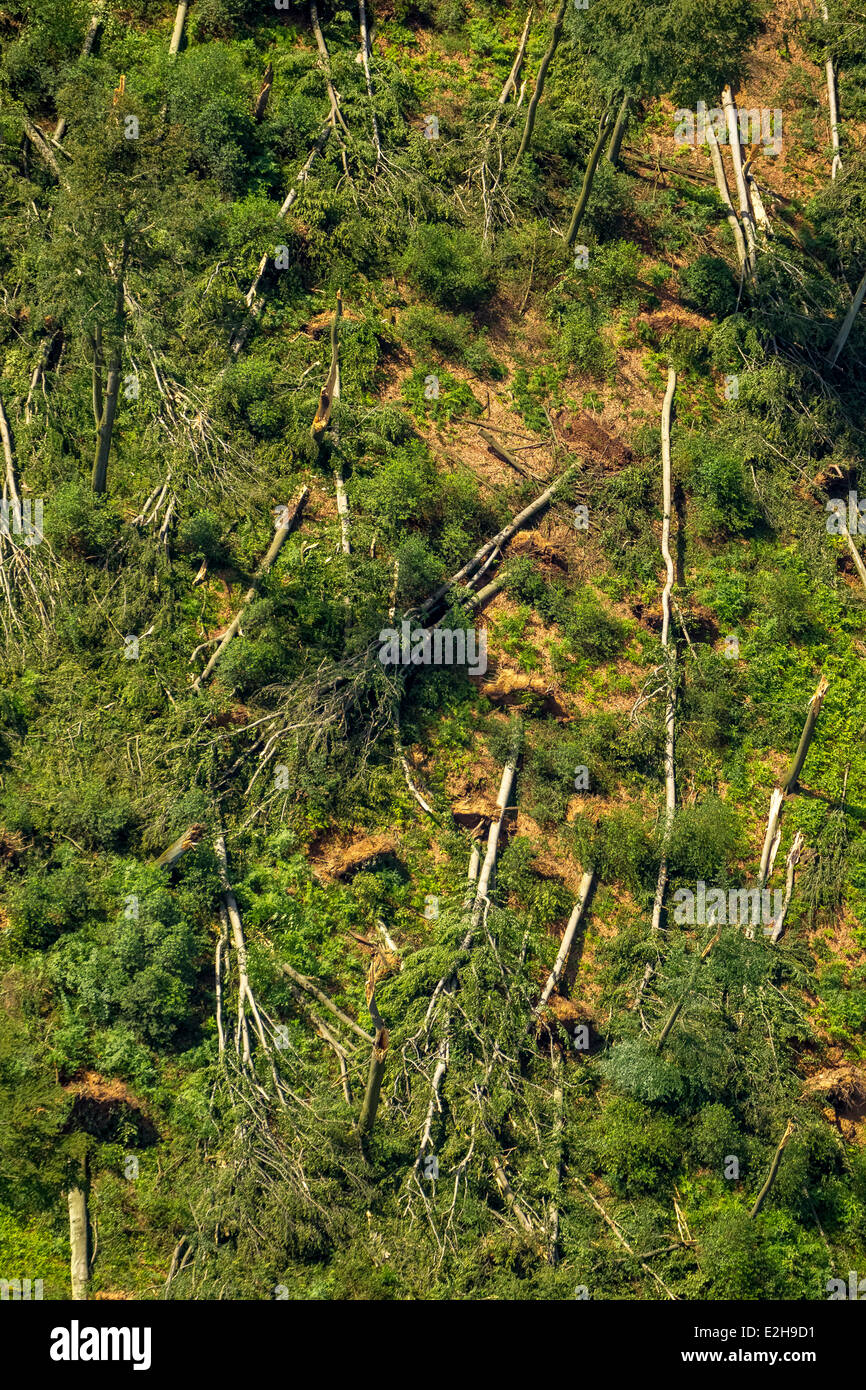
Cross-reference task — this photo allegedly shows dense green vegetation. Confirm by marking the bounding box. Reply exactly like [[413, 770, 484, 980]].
[[0, 0, 865, 1302]]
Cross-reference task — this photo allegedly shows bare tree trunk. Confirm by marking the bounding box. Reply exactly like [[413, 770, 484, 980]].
[[749, 1120, 794, 1217], [358, 0, 382, 168], [471, 752, 518, 926], [510, 0, 567, 171], [54, 8, 103, 141], [68, 1186, 90, 1300], [415, 466, 576, 622], [655, 928, 719, 1051], [845, 525, 866, 590], [565, 104, 616, 246], [769, 831, 804, 943], [229, 124, 332, 355], [651, 367, 677, 934], [820, 2, 842, 179], [757, 676, 828, 889], [216, 906, 228, 1056], [253, 64, 273, 123], [705, 125, 748, 276], [91, 347, 121, 494], [192, 486, 308, 688], [358, 979, 388, 1138], [827, 266, 866, 368], [495, 7, 533, 112], [721, 86, 757, 275], [605, 91, 632, 166], [0, 393, 21, 513], [537, 870, 596, 1008], [169, 2, 190, 56]]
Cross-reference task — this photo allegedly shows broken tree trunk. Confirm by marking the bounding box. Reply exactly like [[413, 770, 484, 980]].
[[605, 91, 632, 167], [749, 1120, 794, 1217], [415, 465, 576, 622], [650, 367, 677, 934], [721, 86, 757, 275], [358, 0, 382, 168], [769, 831, 804, 943], [229, 123, 332, 355], [820, 1, 842, 179], [54, 9, 103, 140], [565, 104, 616, 247], [253, 63, 273, 123], [827, 266, 866, 368], [192, 486, 308, 688], [358, 972, 388, 1138], [169, 2, 190, 56], [757, 676, 828, 890], [494, 6, 533, 114], [311, 291, 342, 443], [68, 1185, 90, 1300], [845, 525, 866, 591], [655, 928, 720, 1052], [471, 747, 519, 927], [0, 393, 21, 514], [510, 0, 567, 171], [705, 124, 748, 276], [537, 870, 596, 1009]]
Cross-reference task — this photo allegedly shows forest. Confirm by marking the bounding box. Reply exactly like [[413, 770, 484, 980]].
[[1, 0, 866, 1306]]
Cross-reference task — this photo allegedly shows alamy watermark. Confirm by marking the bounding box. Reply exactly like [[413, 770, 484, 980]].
[[674, 102, 783, 156], [378, 621, 487, 676], [672, 882, 784, 933], [0, 498, 43, 546]]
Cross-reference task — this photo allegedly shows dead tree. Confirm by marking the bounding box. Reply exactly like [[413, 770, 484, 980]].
[[537, 870, 596, 1009], [650, 367, 677, 934], [0, 393, 21, 515], [749, 1120, 794, 1217], [229, 125, 332, 355], [358, 0, 382, 168], [827, 266, 866, 368], [358, 962, 388, 1139], [721, 87, 757, 276], [54, 8, 104, 142], [605, 91, 633, 167], [91, 244, 128, 496], [655, 927, 720, 1052], [169, 2, 190, 56], [510, 0, 568, 172], [253, 63, 274, 123], [757, 676, 828, 891], [706, 124, 749, 277], [820, 1, 843, 179], [192, 487, 308, 688], [311, 293, 350, 555], [565, 104, 616, 247], [68, 1184, 90, 1300]]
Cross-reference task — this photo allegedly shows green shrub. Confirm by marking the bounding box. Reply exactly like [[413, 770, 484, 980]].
[[681, 255, 739, 318], [402, 224, 496, 311]]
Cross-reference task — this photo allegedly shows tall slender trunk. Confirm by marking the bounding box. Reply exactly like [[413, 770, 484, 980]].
[[820, 2, 842, 179], [651, 367, 677, 933], [721, 86, 757, 275], [169, 2, 190, 55], [565, 104, 616, 246], [68, 1185, 90, 1300], [91, 348, 121, 495], [827, 266, 866, 368], [757, 676, 828, 890], [510, 0, 568, 172], [705, 124, 748, 276], [605, 91, 632, 167], [749, 1120, 794, 1217]]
